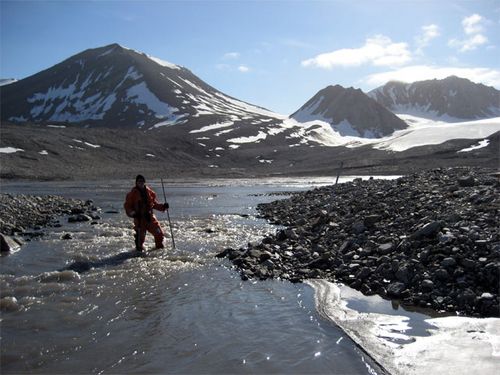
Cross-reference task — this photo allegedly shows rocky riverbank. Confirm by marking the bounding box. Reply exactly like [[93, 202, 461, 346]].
[[217, 167, 499, 317], [0, 194, 100, 251]]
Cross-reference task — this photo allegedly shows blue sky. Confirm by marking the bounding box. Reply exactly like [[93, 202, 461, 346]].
[[1, 0, 499, 114]]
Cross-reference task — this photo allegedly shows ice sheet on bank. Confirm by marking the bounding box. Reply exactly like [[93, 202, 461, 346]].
[[306, 279, 500, 375]]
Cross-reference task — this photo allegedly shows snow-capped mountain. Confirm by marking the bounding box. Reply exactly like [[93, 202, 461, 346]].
[[1, 44, 498, 180], [0, 43, 282, 128], [368, 76, 500, 121], [290, 85, 408, 138]]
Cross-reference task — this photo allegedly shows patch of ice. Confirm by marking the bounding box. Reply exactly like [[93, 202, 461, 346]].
[[334, 120, 362, 137], [126, 81, 179, 118], [391, 105, 466, 122], [307, 279, 500, 375], [84, 142, 100, 148], [189, 121, 234, 134], [213, 129, 233, 137], [457, 139, 490, 153], [213, 92, 286, 119], [146, 154, 155, 157], [39, 150, 48, 155], [47, 125, 66, 128], [116, 67, 143, 88], [26, 74, 118, 122], [373, 117, 500, 152], [166, 77, 182, 88], [227, 131, 267, 144], [146, 54, 181, 70], [150, 115, 188, 128], [292, 96, 327, 123], [0, 147, 24, 154]]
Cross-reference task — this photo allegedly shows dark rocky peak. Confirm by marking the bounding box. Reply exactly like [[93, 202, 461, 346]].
[[1, 43, 279, 129], [291, 84, 408, 138], [369, 76, 500, 120]]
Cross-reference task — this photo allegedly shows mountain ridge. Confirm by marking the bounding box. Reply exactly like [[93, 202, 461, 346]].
[[290, 84, 408, 138], [368, 76, 500, 121], [0, 43, 281, 129]]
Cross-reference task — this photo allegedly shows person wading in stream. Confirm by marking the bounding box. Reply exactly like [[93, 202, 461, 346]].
[[124, 175, 169, 251]]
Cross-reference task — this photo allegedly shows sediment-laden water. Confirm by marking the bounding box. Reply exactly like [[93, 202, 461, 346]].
[[1, 178, 390, 374]]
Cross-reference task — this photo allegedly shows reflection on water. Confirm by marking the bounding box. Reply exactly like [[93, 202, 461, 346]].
[[0, 179, 389, 374]]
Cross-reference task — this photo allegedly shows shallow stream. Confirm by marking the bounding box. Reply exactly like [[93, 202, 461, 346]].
[[1, 177, 436, 374]]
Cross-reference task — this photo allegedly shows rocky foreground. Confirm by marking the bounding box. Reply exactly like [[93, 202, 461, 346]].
[[0, 194, 100, 251], [217, 168, 499, 317]]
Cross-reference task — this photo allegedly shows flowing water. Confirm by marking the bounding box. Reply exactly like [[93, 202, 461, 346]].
[[0, 177, 399, 374]]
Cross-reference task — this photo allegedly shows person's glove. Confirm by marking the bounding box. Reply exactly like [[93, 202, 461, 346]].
[[163, 203, 169, 211]]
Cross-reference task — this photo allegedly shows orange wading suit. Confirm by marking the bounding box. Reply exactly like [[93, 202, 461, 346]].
[[124, 179, 167, 251]]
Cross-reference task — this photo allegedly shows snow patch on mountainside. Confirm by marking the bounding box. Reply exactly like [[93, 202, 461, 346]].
[[23, 73, 120, 122], [126, 81, 179, 119], [0, 147, 24, 154], [147, 55, 182, 70], [292, 95, 327, 123], [457, 139, 490, 153], [227, 131, 268, 144], [190, 122, 234, 134]]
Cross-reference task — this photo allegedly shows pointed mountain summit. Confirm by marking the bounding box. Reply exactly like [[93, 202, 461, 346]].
[[290, 85, 408, 138], [1, 43, 279, 128], [368, 76, 500, 121]]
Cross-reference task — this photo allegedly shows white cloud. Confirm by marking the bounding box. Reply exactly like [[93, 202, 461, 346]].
[[448, 13, 488, 52], [223, 52, 240, 59], [364, 65, 500, 88], [238, 65, 250, 73], [463, 14, 484, 35], [301, 35, 411, 69], [415, 24, 440, 53]]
